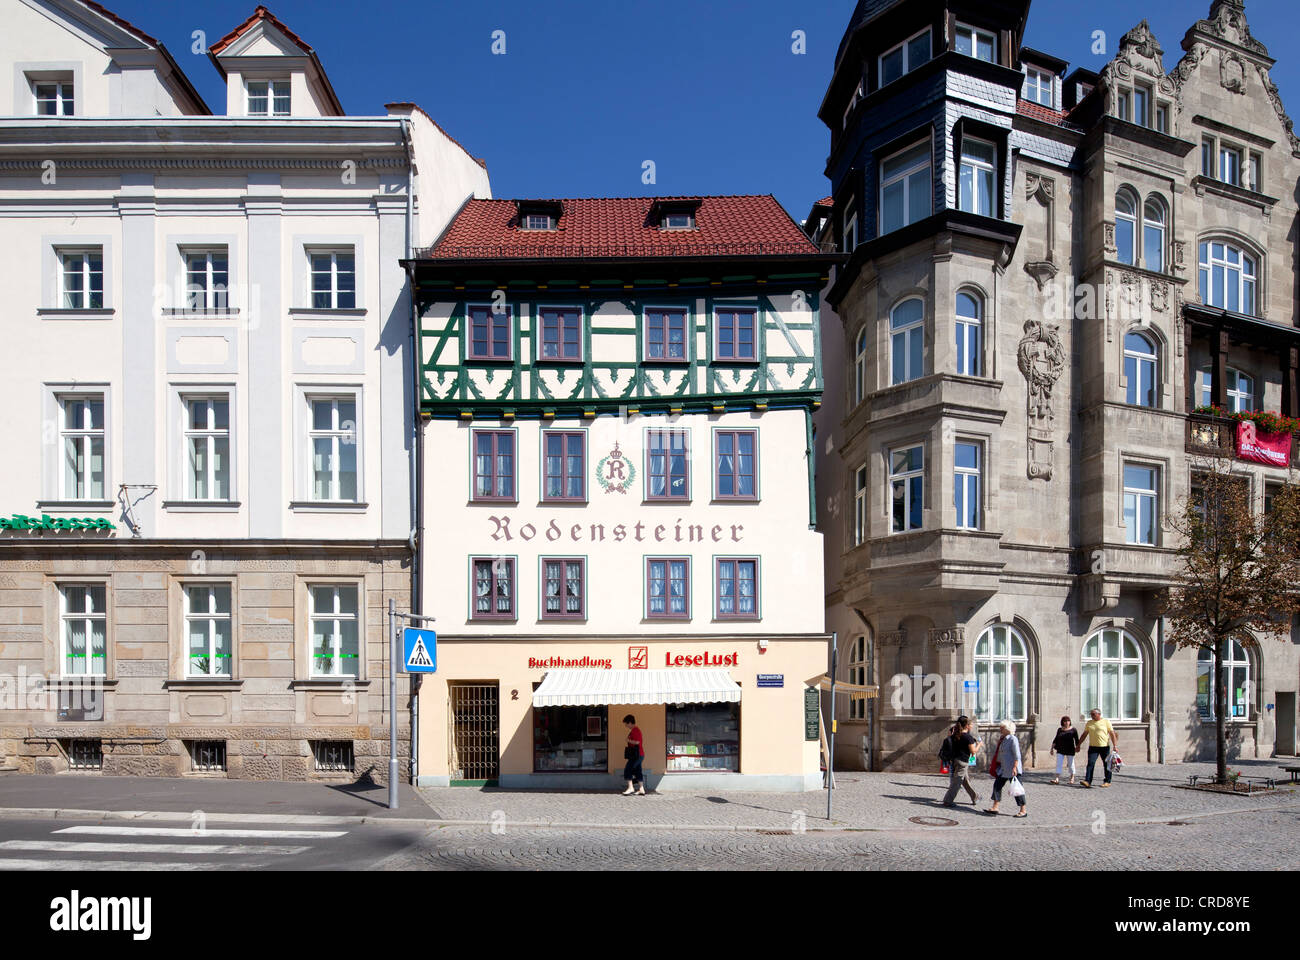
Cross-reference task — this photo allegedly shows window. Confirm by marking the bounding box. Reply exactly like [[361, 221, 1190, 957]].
[[63, 739, 102, 770], [472, 558, 515, 620], [472, 430, 515, 502], [59, 395, 105, 500], [1132, 86, 1150, 127], [880, 141, 931, 234], [59, 249, 103, 309], [1196, 367, 1255, 413], [854, 328, 868, 404], [847, 636, 867, 720], [1115, 190, 1137, 266], [188, 740, 227, 772], [309, 585, 359, 677], [842, 81, 863, 129], [60, 585, 106, 676], [307, 397, 358, 502], [1123, 333, 1157, 408], [646, 557, 690, 620], [523, 213, 556, 230], [1201, 138, 1215, 177], [1123, 463, 1158, 545], [184, 249, 229, 312], [1081, 629, 1143, 721], [1248, 153, 1262, 192], [467, 305, 512, 361], [889, 444, 924, 533], [1219, 145, 1243, 187], [539, 307, 582, 361], [34, 80, 74, 115], [890, 298, 924, 385], [843, 207, 858, 252], [1197, 642, 1251, 720], [1117, 91, 1130, 122], [1023, 68, 1053, 107], [542, 431, 585, 501], [714, 430, 757, 500], [312, 740, 354, 772], [185, 397, 231, 500], [662, 213, 695, 230], [853, 464, 867, 546], [959, 138, 996, 217], [1143, 197, 1166, 272], [247, 80, 290, 116], [879, 28, 931, 86], [955, 291, 982, 377], [1198, 242, 1257, 315], [954, 442, 981, 530], [646, 429, 690, 500], [955, 23, 996, 62], [715, 558, 758, 620], [974, 624, 1029, 722], [309, 250, 355, 309], [645, 308, 688, 362], [541, 558, 585, 620], [185, 585, 232, 677], [715, 307, 757, 361], [666, 703, 739, 771], [1155, 104, 1169, 133], [534, 706, 607, 771]]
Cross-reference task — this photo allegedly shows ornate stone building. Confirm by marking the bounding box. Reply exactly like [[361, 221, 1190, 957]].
[[815, 0, 1300, 771]]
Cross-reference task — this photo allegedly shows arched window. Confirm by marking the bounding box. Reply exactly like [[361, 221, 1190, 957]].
[[1196, 640, 1251, 720], [1199, 241, 1257, 315], [854, 328, 868, 405], [955, 290, 982, 377], [1115, 189, 1138, 266], [1123, 332, 1157, 407], [1143, 196, 1166, 272], [974, 624, 1029, 722], [1081, 629, 1143, 721], [890, 298, 924, 385], [1196, 367, 1255, 413]]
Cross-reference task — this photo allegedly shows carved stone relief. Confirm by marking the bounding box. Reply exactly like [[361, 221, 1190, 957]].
[[1017, 321, 1066, 481], [927, 627, 965, 649]]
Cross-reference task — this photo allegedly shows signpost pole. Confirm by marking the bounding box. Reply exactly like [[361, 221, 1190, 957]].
[[827, 633, 837, 821], [388, 597, 398, 811]]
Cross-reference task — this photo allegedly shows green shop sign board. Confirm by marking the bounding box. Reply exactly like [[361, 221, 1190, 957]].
[[0, 514, 115, 531]]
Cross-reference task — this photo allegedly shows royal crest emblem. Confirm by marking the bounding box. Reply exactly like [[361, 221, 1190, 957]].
[[596, 442, 637, 495]]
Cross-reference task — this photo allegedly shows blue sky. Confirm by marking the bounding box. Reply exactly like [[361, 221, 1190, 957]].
[[110, 0, 1299, 218]]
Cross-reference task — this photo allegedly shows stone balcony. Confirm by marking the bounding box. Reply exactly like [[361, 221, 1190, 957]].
[[843, 528, 1005, 605]]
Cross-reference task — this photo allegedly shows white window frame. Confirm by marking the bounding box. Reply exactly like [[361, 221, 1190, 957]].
[[974, 624, 1029, 723], [522, 213, 556, 231], [308, 584, 361, 678], [1023, 67, 1053, 107], [1196, 367, 1255, 413], [183, 395, 232, 502], [842, 80, 863, 130], [889, 298, 924, 385], [661, 213, 695, 230], [853, 328, 868, 405], [955, 290, 982, 377], [1198, 241, 1257, 315], [1197, 642, 1251, 721], [842, 208, 858, 253], [33, 78, 74, 116], [955, 23, 996, 62], [1123, 333, 1158, 408], [958, 137, 997, 217], [954, 441, 981, 531], [1123, 462, 1159, 546], [889, 444, 924, 534], [184, 584, 233, 678], [879, 139, 932, 235], [878, 28, 931, 87], [848, 636, 867, 719], [181, 247, 230, 312], [1219, 143, 1243, 187], [1115, 189, 1138, 266], [59, 393, 106, 501], [1132, 84, 1151, 128], [1142, 196, 1166, 273], [1081, 629, 1144, 722], [1117, 90, 1131, 122], [308, 248, 356, 309], [60, 583, 106, 677], [305, 394, 361, 503], [853, 464, 867, 546], [1248, 152, 1262, 192], [58, 248, 104, 310], [246, 79, 290, 116]]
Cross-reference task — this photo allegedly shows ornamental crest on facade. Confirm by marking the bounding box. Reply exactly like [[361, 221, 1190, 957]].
[[1018, 320, 1065, 481], [595, 442, 636, 494]]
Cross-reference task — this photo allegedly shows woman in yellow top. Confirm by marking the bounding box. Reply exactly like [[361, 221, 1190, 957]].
[[1081, 708, 1118, 788]]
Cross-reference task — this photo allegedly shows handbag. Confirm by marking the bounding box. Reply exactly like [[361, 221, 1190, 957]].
[[988, 735, 1004, 777], [1009, 776, 1026, 798], [624, 745, 638, 761]]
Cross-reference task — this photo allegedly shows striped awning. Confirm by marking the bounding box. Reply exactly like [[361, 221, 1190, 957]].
[[532, 669, 742, 707]]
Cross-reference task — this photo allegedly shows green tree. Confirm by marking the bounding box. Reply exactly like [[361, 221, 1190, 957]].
[[1164, 458, 1300, 784]]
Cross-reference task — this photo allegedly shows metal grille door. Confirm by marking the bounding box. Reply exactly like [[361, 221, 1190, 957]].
[[448, 683, 500, 783]]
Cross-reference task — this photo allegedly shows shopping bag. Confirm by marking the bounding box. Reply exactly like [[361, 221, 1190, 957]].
[[1009, 776, 1026, 798]]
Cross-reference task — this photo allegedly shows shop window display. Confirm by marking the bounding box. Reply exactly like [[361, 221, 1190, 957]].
[[666, 703, 740, 772], [534, 705, 608, 771]]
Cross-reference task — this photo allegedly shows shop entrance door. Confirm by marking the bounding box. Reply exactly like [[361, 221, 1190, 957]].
[[448, 682, 500, 784], [1277, 692, 1296, 757]]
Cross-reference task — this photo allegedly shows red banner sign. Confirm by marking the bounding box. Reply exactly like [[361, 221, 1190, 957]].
[[1236, 421, 1291, 467]]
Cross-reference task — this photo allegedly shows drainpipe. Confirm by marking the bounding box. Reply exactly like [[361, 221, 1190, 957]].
[[1157, 615, 1166, 764], [400, 118, 421, 785]]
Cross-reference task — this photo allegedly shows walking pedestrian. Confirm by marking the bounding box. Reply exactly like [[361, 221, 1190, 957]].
[[1049, 715, 1080, 784], [1081, 708, 1118, 788], [987, 720, 1027, 817], [621, 714, 646, 796], [940, 715, 982, 807]]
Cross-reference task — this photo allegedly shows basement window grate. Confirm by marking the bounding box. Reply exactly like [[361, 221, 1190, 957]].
[[62, 738, 103, 770], [312, 740, 354, 773], [188, 740, 227, 772]]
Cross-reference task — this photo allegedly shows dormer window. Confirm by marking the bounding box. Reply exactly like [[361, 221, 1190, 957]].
[[955, 24, 996, 63], [649, 200, 701, 233], [247, 80, 290, 116], [518, 200, 563, 231], [661, 213, 695, 230], [1023, 68, 1053, 107], [524, 214, 556, 231], [879, 28, 931, 88], [33, 78, 74, 116]]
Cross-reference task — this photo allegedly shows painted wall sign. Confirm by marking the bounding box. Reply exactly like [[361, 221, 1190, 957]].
[[665, 651, 737, 667], [1236, 421, 1291, 467], [757, 674, 784, 688], [595, 442, 636, 494], [487, 514, 745, 545], [0, 514, 115, 531], [528, 656, 613, 669]]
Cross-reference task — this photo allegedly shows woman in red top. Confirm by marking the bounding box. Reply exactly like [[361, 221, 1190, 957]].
[[622, 714, 646, 796]]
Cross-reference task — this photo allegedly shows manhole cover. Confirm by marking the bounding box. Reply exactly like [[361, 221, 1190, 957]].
[[909, 816, 958, 827]]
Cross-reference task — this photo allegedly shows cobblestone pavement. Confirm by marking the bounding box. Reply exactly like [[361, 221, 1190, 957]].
[[416, 760, 1299, 832], [384, 806, 1300, 870]]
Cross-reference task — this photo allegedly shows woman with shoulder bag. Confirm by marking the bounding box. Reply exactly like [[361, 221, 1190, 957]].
[[621, 714, 646, 796], [987, 720, 1027, 818]]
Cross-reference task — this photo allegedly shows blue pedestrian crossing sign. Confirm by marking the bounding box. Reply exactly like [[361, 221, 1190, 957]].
[[402, 628, 437, 673]]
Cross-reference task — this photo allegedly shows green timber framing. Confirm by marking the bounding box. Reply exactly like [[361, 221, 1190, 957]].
[[401, 253, 845, 421]]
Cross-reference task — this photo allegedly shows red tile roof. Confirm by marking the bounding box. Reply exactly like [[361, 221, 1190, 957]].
[[428, 196, 820, 260], [80, 0, 159, 46], [209, 5, 314, 55], [815, 196, 833, 207], [1016, 100, 1077, 129]]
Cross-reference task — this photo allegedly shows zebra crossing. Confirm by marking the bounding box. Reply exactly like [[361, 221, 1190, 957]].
[[0, 822, 350, 870]]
